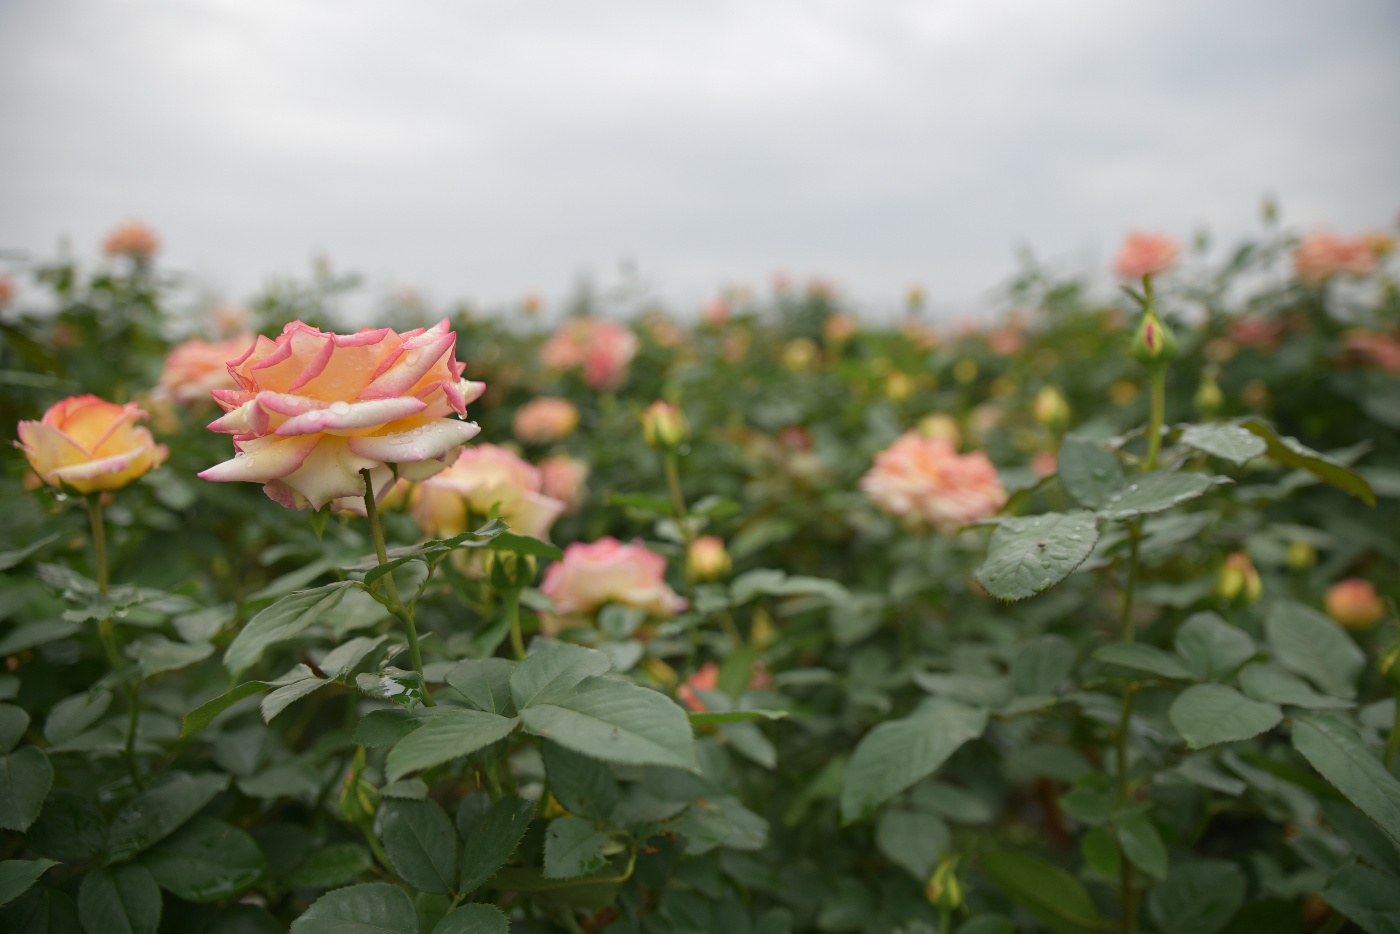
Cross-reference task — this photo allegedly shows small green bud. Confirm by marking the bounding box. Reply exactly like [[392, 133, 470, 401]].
[[1132, 311, 1177, 366], [1194, 371, 1223, 416], [925, 857, 963, 911]]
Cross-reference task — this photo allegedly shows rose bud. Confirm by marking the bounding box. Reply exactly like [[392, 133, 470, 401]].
[[687, 536, 732, 582], [1217, 551, 1262, 604], [1132, 311, 1178, 366], [1325, 578, 1385, 631], [642, 401, 688, 449]]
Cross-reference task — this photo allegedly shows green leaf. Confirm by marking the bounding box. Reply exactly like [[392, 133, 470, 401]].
[[431, 905, 508, 934], [356, 668, 425, 711], [0, 620, 80, 658], [605, 492, 675, 515], [0, 705, 28, 753], [0, 746, 52, 831], [320, 635, 389, 680], [509, 644, 611, 710], [543, 816, 609, 879], [1169, 685, 1282, 749], [78, 864, 162, 934], [1322, 864, 1400, 933], [355, 709, 426, 748], [1146, 859, 1246, 934], [27, 788, 107, 861], [445, 658, 517, 716], [1242, 418, 1376, 505], [139, 816, 267, 903], [840, 698, 988, 823], [519, 676, 696, 769], [1080, 826, 1120, 881], [1321, 799, 1400, 878], [385, 708, 518, 783], [0, 533, 59, 572], [1180, 423, 1267, 466], [1265, 600, 1364, 700], [1056, 434, 1125, 509], [1093, 643, 1194, 680], [687, 709, 789, 726], [875, 808, 949, 880], [261, 677, 330, 723], [0, 859, 56, 908], [1239, 663, 1354, 710], [285, 844, 372, 889], [224, 582, 354, 674], [457, 793, 535, 894], [290, 882, 419, 934], [1011, 635, 1077, 695], [487, 531, 564, 561], [128, 636, 214, 679], [979, 851, 1104, 934], [955, 919, 1015, 934], [1115, 811, 1167, 879], [1096, 469, 1228, 521], [376, 799, 458, 895], [181, 682, 270, 737], [1292, 714, 1400, 844], [44, 691, 112, 745], [975, 512, 1099, 602], [1174, 612, 1256, 681], [543, 741, 619, 820], [106, 772, 231, 863]]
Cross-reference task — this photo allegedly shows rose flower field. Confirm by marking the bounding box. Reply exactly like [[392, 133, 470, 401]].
[[1, 216, 1399, 934]]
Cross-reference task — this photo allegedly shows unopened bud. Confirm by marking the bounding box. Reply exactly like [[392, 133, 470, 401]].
[[925, 858, 962, 911], [1325, 578, 1384, 631], [687, 536, 732, 582], [338, 747, 379, 827], [1285, 540, 1316, 572], [1194, 372, 1223, 416], [1132, 311, 1178, 366], [642, 401, 688, 448], [1033, 386, 1071, 431], [1378, 640, 1400, 690], [1217, 551, 1262, 604]]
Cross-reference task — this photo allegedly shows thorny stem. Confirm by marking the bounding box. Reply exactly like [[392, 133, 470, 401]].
[[1386, 687, 1400, 771], [361, 469, 433, 705], [505, 587, 526, 661]]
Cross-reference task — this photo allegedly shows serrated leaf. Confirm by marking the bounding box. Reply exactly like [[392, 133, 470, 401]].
[[1169, 685, 1282, 749], [1292, 714, 1400, 845], [106, 772, 231, 863], [840, 698, 988, 823], [385, 708, 518, 782], [1096, 469, 1228, 521], [27, 788, 107, 861], [78, 864, 162, 934], [224, 583, 354, 674], [181, 682, 269, 737], [445, 658, 517, 715], [290, 882, 418, 934], [1146, 859, 1246, 934], [432, 904, 509, 934], [1239, 663, 1354, 710], [1242, 418, 1376, 505], [1093, 643, 1194, 680], [519, 676, 695, 769], [285, 844, 372, 889], [0, 859, 57, 908], [1174, 612, 1255, 681], [44, 691, 112, 745], [458, 793, 535, 894], [1180, 422, 1267, 466], [1323, 864, 1400, 933], [0, 705, 28, 753], [687, 709, 789, 726], [1266, 600, 1365, 700], [261, 677, 330, 723], [139, 816, 267, 903], [975, 512, 1099, 602], [1056, 434, 1125, 509], [376, 799, 458, 895], [0, 746, 52, 832], [356, 668, 425, 711], [543, 741, 619, 819], [509, 644, 611, 710], [543, 816, 609, 879], [979, 851, 1103, 934]]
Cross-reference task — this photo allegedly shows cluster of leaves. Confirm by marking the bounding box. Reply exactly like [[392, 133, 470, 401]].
[[0, 217, 1398, 933]]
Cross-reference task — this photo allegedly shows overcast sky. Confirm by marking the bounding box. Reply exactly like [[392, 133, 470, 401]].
[[1, 0, 1397, 320]]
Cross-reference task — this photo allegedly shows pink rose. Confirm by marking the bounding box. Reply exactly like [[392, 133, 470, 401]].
[[1114, 232, 1180, 280], [0, 275, 13, 308], [538, 454, 589, 513], [409, 443, 565, 541], [18, 394, 169, 493], [1325, 578, 1384, 631], [155, 334, 255, 406], [198, 319, 483, 512], [540, 537, 687, 627], [1342, 329, 1400, 375], [703, 297, 730, 327], [540, 317, 639, 390], [861, 431, 1007, 533], [103, 221, 160, 261], [1229, 316, 1285, 349], [513, 397, 579, 444], [1294, 231, 1378, 281]]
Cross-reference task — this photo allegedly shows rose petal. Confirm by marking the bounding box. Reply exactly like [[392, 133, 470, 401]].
[[49, 444, 169, 494], [198, 434, 322, 483], [346, 418, 480, 463], [17, 421, 92, 473], [207, 399, 270, 435], [275, 397, 427, 436], [277, 437, 381, 511], [358, 320, 455, 400]]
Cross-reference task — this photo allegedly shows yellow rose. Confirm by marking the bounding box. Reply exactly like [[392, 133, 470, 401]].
[[17, 394, 169, 493]]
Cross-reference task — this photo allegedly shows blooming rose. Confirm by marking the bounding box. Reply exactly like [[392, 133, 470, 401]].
[[409, 443, 565, 541], [539, 454, 589, 513], [540, 317, 639, 390], [860, 431, 1007, 533], [1114, 232, 1180, 280], [703, 297, 730, 327], [1294, 231, 1378, 281], [154, 334, 255, 406], [687, 536, 731, 581], [103, 221, 160, 261], [513, 397, 579, 444], [199, 319, 483, 512], [540, 537, 687, 630], [1325, 578, 1384, 630], [1342, 329, 1400, 375], [18, 395, 169, 493], [0, 275, 13, 308]]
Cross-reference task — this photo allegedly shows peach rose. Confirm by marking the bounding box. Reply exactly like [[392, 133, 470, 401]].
[[860, 431, 1007, 533], [540, 537, 687, 626], [539, 454, 589, 513], [540, 317, 639, 390], [1114, 231, 1180, 280], [103, 221, 160, 261], [409, 443, 565, 541], [1342, 329, 1400, 375], [703, 297, 730, 327], [154, 334, 255, 406], [1325, 578, 1384, 630], [0, 275, 13, 308], [513, 397, 579, 444], [687, 535, 731, 581], [1294, 231, 1377, 281], [18, 395, 169, 493], [198, 319, 483, 512], [676, 661, 720, 712]]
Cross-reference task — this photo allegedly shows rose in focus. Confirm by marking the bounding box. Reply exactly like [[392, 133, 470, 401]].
[[198, 319, 483, 512], [18, 394, 169, 493], [861, 431, 1007, 533], [540, 537, 687, 632]]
